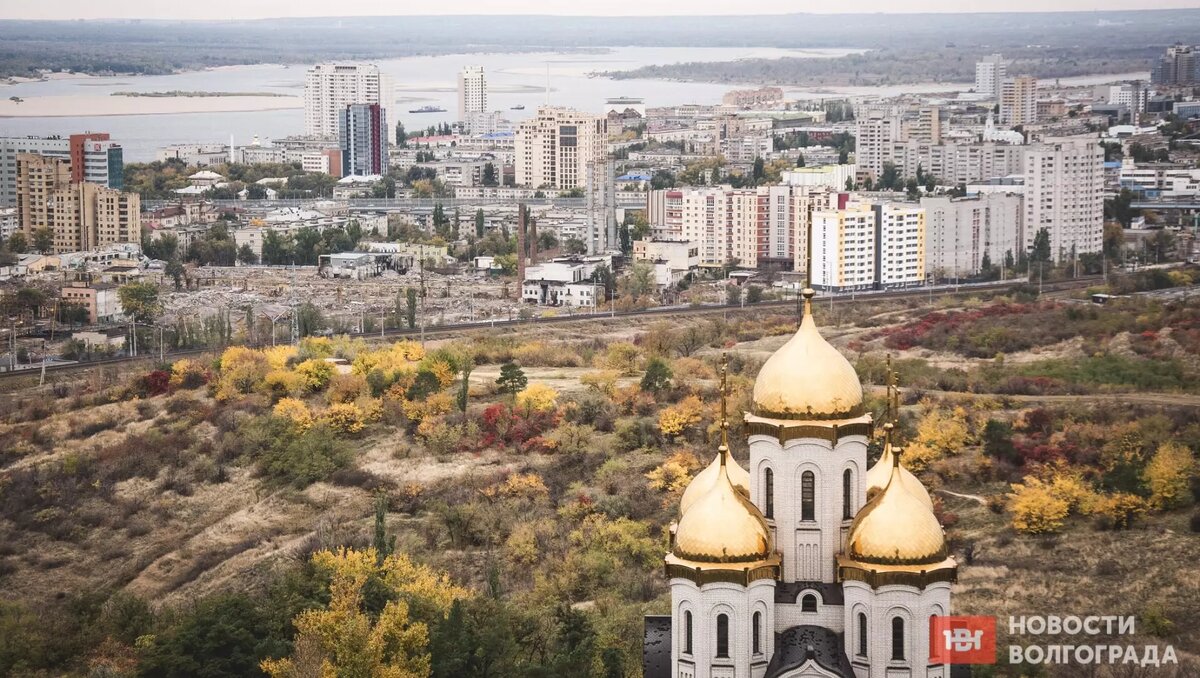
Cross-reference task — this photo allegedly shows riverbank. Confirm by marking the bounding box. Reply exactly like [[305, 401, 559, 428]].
[[0, 94, 302, 118]]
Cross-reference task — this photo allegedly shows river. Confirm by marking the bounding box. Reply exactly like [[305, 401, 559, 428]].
[[0, 46, 1144, 163], [0, 46, 859, 162]]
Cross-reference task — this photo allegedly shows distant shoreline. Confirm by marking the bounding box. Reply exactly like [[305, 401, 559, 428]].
[[0, 93, 302, 118]]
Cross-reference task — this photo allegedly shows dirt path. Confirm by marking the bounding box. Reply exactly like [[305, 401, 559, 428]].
[[936, 488, 988, 505]]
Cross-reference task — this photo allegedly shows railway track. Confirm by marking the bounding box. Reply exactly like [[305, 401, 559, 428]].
[[0, 276, 1101, 384]]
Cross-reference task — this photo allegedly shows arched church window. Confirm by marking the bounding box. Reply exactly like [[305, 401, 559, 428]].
[[891, 616, 906, 660], [716, 614, 730, 658], [801, 594, 818, 612], [764, 468, 774, 519], [753, 611, 762, 654], [684, 610, 693, 655], [801, 471, 815, 521], [857, 613, 868, 657], [843, 469, 853, 519]]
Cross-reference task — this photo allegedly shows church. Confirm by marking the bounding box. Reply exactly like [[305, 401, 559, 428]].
[[643, 288, 962, 678]]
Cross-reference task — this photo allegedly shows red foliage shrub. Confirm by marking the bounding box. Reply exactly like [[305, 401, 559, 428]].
[[480, 402, 559, 452], [141, 370, 171, 397]]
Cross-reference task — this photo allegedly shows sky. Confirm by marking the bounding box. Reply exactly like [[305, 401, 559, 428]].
[[7, 0, 1200, 20]]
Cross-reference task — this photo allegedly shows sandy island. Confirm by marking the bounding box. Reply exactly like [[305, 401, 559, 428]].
[[0, 94, 303, 118]]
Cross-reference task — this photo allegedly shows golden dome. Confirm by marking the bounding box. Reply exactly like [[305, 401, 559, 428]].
[[846, 452, 947, 566], [866, 428, 933, 510], [672, 449, 773, 564], [679, 449, 750, 515], [752, 289, 864, 421]]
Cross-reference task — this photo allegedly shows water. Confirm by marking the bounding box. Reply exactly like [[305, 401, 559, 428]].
[[0, 46, 859, 162], [0, 45, 1144, 163]]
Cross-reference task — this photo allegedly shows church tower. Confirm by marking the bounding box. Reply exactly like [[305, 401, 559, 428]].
[[746, 288, 871, 588], [665, 359, 780, 678], [839, 436, 957, 678]]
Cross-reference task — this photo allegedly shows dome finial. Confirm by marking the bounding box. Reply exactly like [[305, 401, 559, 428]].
[[801, 286, 816, 318], [718, 352, 730, 461]]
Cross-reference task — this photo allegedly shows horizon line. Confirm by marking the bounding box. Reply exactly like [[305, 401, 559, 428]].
[[5, 7, 1200, 22]]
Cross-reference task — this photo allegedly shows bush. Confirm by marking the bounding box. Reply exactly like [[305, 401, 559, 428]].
[[324, 402, 365, 434], [254, 420, 350, 487], [1190, 512, 1200, 533]]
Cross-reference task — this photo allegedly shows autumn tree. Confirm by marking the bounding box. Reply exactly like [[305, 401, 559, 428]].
[[117, 281, 162, 324], [1008, 476, 1070, 534], [640, 357, 673, 393], [1144, 441, 1197, 509], [658, 395, 705, 440], [515, 382, 558, 412]]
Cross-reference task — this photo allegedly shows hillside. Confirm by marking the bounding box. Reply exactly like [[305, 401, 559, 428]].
[[0, 287, 1197, 676]]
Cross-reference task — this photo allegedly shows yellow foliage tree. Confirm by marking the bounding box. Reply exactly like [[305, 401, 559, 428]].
[[658, 395, 705, 439], [261, 547, 466, 678], [594, 342, 642, 376], [327, 373, 369, 404], [904, 404, 971, 470], [214, 346, 270, 401], [645, 451, 701, 494], [1144, 441, 1197, 510], [1096, 492, 1150, 529], [580, 370, 620, 396], [401, 393, 453, 425], [273, 398, 313, 431], [295, 359, 335, 392], [427, 359, 457, 388], [297, 336, 334, 359], [325, 402, 365, 434], [1007, 476, 1070, 534], [263, 345, 298, 370], [168, 359, 206, 389], [515, 382, 559, 412], [262, 369, 306, 399]]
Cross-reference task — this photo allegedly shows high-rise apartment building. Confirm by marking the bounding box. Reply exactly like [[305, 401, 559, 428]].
[[339, 103, 388, 177], [514, 106, 608, 189], [1151, 44, 1199, 87], [1000, 75, 1038, 126], [16, 154, 140, 253], [1023, 136, 1104, 260], [912, 107, 941, 144], [0, 134, 123, 207], [458, 66, 487, 122], [921, 193, 1024, 277], [975, 54, 1007, 98], [304, 63, 394, 139], [854, 113, 902, 181], [811, 201, 925, 290], [649, 185, 840, 270]]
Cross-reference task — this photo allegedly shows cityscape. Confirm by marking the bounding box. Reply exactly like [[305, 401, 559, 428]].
[[0, 4, 1198, 678]]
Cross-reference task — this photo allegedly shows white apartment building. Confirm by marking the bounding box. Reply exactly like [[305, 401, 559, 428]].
[[1118, 161, 1200, 197], [854, 113, 902, 181], [1, 134, 123, 207], [632, 239, 699, 272], [515, 107, 608, 189], [458, 66, 487, 123], [1023, 136, 1104, 259], [304, 63, 394, 139], [921, 193, 1023, 277], [780, 164, 856, 189], [812, 203, 877, 290], [877, 203, 926, 287], [975, 54, 1007, 98], [811, 201, 925, 290], [649, 185, 840, 271], [1000, 75, 1038, 127]]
